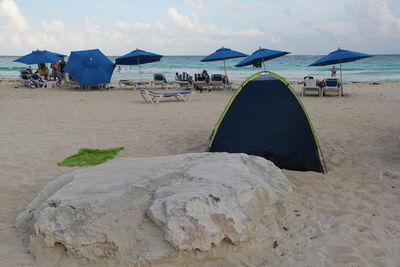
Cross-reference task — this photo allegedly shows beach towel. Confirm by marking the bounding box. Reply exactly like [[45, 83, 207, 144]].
[[57, 147, 124, 167]]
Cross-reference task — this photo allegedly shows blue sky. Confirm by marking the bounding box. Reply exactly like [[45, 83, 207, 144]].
[[0, 0, 399, 55]]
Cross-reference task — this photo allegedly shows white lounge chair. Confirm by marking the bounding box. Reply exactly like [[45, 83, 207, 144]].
[[140, 89, 194, 104], [210, 74, 224, 90], [302, 78, 321, 97], [119, 80, 149, 90], [152, 74, 176, 89], [322, 78, 341, 96], [30, 74, 47, 88]]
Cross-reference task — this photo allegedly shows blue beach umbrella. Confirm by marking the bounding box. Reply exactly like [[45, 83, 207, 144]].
[[235, 48, 290, 70], [309, 48, 372, 95], [115, 49, 163, 81], [201, 47, 247, 77], [64, 49, 115, 86], [14, 49, 65, 64]]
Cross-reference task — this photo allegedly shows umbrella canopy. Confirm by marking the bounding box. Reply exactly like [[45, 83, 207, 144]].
[[115, 49, 162, 81], [235, 48, 290, 68], [201, 47, 247, 78], [309, 48, 372, 95], [309, 48, 372, 66], [115, 49, 162, 65], [14, 50, 65, 64], [64, 49, 115, 86], [201, 47, 247, 62]]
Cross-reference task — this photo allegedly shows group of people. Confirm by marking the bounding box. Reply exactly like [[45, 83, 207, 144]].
[[26, 58, 66, 81], [20, 58, 68, 88], [50, 58, 66, 81]]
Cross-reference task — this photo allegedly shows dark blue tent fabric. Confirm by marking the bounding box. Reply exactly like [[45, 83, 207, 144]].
[[64, 49, 115, 86], [14, 50, 65, 64], [201, 47, 247, 62], [309, 49, 372, 66], [208, 72, 326, 173], [115, 49, 162, 65]]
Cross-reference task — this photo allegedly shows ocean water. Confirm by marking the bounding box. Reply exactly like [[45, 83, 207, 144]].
[[1, 54, 399, 82]]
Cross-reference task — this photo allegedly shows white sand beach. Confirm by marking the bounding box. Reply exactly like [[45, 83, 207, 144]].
[[0, 78, 399, 266]]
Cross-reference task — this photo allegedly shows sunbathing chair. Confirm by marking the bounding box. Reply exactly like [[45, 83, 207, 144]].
[[119, 80, 150, 90], [29, 74, 47, 88], [193, 74, 210, 92], [210, 74, 224, 90], [301, 77, 321, 97], [175, 73, 193, 90], [322, 78, 341, 96], [152, 74, 176, 89], [19, 70, 32, 86], [140, 89, 194, 104]]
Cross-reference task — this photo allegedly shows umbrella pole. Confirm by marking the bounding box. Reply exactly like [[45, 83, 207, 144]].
[[339, 62, 343, 96], [223, 60, 227, 78], [138, 58, 143, 89], [263, 60, 266, 72], [223, 60, 227, 89]]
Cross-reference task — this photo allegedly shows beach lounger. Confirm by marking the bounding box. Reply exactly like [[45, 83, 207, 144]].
[[119, 80, 149, 90], [19, 70, 31, 86], [30, 74, 47, 88], [152, 74, 176, 89], [210, 74, 224, 90], [175, 73, 193, 90], [140, 89, 194, 104], [302, 77, 321, 97], [322, 78, 341, 96], [193, 74, 210, 92]]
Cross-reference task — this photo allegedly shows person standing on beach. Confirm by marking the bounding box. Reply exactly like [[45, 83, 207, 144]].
[[50, 61, 59, 80], [59, 58, 66, 80], [331, 66, 337, 77]]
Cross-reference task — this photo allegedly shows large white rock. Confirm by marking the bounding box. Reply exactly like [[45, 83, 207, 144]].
[[16, 153, 292, 266]]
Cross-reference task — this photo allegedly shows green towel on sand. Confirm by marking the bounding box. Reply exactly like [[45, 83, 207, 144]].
[[58, 147, 124, 167]]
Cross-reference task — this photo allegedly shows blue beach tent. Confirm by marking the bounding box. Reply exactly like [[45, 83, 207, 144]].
[[208, 71, 326, 173]]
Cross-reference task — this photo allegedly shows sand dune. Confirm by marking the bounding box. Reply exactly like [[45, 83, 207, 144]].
[[0, 78, 399, 266]]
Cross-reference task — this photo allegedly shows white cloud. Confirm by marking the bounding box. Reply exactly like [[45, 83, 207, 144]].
[[184, 0, 204, 10], [41, 20, 65, 33], [0, 0, 398, 55], [167, 8, 264, 37], [0, 0, 28, 31], [168, 8, 197, 30], [316, 22, 359, 38], [217, 0, 253, 11], [115, 21, 151, 31], [346, 0, 400, 39]]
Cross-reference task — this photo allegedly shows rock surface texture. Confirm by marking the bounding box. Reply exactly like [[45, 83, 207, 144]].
[[16, 153, 292, 266]]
